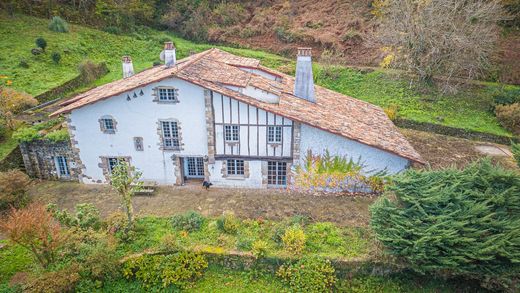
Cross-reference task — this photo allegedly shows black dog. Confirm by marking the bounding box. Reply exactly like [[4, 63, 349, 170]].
[[202, 181, 213, 190]]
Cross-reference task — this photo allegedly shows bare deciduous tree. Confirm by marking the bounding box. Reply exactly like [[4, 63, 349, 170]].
[[376, 0, 506, 91]]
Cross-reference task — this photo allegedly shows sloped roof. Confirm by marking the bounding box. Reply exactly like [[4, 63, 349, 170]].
[[51, 48, 424, 164]]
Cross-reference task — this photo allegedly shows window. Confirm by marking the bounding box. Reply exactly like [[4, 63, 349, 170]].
[[99, 116, 116, 133], [156, 87, 179, 102], [186, 157, 204, 177], [267, 126, 282, 143], [107, 157, 122, 174], [224, 125, 239, 142], [268, 161, 287, 187], [55, 156, 70, 177], [134, 137, 144, 151], [161, 121, 180, 150], [227, 159, 244, 176]]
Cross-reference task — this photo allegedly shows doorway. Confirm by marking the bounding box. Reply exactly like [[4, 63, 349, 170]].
[[183, 157, 205, 180]]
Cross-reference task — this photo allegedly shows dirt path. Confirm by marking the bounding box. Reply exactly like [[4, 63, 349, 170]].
[[28, 181, 375, 227]]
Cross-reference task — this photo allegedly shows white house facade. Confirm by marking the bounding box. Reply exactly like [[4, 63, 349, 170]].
[[51, 44, 424, 188]]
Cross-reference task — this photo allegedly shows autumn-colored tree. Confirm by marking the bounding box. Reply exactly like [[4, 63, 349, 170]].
[[0, 170, 32, 211], [0, 87, 38, 129], [109, 161, 142, 233], [0, 202, 66, 268]]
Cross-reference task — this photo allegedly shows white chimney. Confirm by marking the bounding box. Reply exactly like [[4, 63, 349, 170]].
[[122, 56, 134, 79], [294, 48, 315, 102], [163, 42, 176, 67]]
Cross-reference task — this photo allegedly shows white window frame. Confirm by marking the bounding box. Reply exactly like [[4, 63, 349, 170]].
[[54, 156, 70, 178], [224, 125, 240, 142], [160, 120, 180, 150], [155, 87, 179, 103], [267, 126, 282, 143], [227, 159, 245, 176]]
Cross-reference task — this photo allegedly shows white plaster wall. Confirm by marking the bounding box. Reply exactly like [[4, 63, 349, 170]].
[[299, 124, 410, 174], [208, 160, 264, 188], [68, 77, 208, 184]]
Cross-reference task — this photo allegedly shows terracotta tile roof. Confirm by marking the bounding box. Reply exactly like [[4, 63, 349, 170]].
[[51, 48, 424, 164]]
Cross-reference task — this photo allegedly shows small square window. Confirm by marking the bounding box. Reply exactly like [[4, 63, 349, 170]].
[[224, 125, 239, 142], [100, 116, 116, 133], [227, 159, 244, 176], [157, 87, 178, 102], [267, 126, 282, 143], [134, 137, 144, 151]]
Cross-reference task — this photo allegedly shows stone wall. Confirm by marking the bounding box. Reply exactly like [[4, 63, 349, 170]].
[[19, 140, 80, 181]]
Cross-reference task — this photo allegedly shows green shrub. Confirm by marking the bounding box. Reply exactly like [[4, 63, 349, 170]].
[[45, 129, 69, 142], [495, 103, 520, 134], [103, 26, 121, 35], [47, 203, 101, 230], [493, 88, 520, 107], [0, 122, 6, 141], [277, 256, 337, 292], [159, 233, 178, 251], [122, 252, 208, 289], [51, 52, 61, 64], [251, 240, 268, 258], [216, 212, 239, 234], [12, 127, 41, 142], [512, 141, 520, 168], [171, 210, 204, 232], [235, 235, 254, 251], [48, 16, 69, 33], [35, 37, 47, 51], [18, 59, 29, 68], [0, 170, 31, 212], [306, 222, 345, 252], [281, 225, 306, 255], [23, 263, 81, 292], [370, 159, 520, 291], [105, 211, 128, 234]]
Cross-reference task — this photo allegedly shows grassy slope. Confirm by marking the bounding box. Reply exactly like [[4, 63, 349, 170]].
[[0, 13, 514, 137]]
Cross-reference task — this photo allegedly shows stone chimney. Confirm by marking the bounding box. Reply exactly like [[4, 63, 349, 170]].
[[163, 42, 176, 67], [294, 48, 315, 102], [122, 56, 134, 79]]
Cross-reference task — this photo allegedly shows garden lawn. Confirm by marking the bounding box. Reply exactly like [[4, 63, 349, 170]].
[[1, 13, 515, 137]]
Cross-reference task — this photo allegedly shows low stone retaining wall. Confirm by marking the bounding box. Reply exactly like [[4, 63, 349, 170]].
[[395, 118, 519, 144], [19, 140, 79, 180], [123, 249, 403, 278]]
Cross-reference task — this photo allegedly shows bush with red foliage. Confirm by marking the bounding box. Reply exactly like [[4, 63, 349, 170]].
[[0, 202, 66, 268]]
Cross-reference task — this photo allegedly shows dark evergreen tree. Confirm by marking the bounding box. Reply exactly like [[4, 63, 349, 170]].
[[370, 159, 520, 291]]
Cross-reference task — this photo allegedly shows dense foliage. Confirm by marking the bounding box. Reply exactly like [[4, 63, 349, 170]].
[[0, 203, 66, 268], [47, 203, 102, 230], [0, 87, 37, 130], [512, 141, 520, 168], [277, 256, 337, 292], [171, 210, 204, 232], [370, 160, 520, 291], [495, 103, 520, 134], [122, 252, 208, 289], [0, 170, 31, 212], [293, 151, 386, 193], [44, 128, 69, 142], [48, 16, 69, 33]]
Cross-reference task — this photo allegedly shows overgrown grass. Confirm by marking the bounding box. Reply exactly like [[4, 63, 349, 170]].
[[117, 215, 374, 261], [0, 13, 516, 137], [0, 241, 33, 284], [0, 130, 20, 162]]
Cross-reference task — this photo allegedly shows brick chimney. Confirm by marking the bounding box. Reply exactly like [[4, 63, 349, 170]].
[[294, 48, 315, 102], [122, 56, 134, 79], [164, 42, 176, 67]]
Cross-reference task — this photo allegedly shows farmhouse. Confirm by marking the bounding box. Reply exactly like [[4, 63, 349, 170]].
[[41, 43, 423, 188]]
